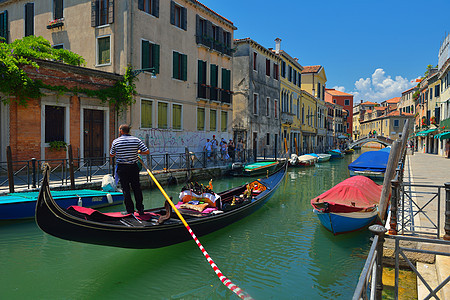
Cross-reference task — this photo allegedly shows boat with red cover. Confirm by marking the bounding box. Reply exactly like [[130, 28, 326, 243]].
[[310, 176, 383, 234], [36, 163, 287, 249]]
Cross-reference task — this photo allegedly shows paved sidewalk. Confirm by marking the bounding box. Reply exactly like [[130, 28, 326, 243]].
[[403, 152, 450, 299]]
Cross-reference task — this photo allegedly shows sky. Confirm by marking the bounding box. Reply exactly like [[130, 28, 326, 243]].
[[200, 0, 450, 103]]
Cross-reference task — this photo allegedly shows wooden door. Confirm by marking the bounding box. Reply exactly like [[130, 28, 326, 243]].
[[84, 109, 104, 159]]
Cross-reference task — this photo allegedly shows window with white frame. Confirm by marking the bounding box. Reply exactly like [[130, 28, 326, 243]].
[[210, 109, 217, 131], [157, 102, 168, 129], [345, 99, 350, 106], [97, 36, 111, 65], [45, 105, 65, 142], [172, 104, 182, 130]]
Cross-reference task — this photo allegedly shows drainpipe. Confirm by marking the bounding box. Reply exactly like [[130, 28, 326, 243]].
[[128, 0, 134, 127]]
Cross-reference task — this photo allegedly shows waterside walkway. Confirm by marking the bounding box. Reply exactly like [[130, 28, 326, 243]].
[[393, 152, 450, 299]]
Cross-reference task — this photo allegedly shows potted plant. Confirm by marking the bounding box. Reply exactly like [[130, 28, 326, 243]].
[[48, 140, 67, 151]]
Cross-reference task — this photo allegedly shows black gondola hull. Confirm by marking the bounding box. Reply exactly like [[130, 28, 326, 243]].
[[36, 164, 286, 249]]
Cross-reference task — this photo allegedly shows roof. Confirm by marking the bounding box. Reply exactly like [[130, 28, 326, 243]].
[[234, 38, 281, 60], [301, 65, 322, 74], [325, 89, 353, 97], [366, 109, 373, 114], [273, 50, 303, 71], [375, 107, 387, 111], [402, 86, 416, 94], [191, 0, 236, 29], [386, 97, 401, 104], [361, 101, 377, 105], [387, 111, 414, 117]]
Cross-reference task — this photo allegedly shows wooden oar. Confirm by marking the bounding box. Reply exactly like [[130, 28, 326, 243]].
[[137, 157, 253, 300]]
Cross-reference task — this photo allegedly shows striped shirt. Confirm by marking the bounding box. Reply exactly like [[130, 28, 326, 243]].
[[110, 134, 149, 164]]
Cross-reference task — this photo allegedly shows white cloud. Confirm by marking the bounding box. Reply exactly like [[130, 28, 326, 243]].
[[333, 86, 346, 92], [351, 68, 415, 103]]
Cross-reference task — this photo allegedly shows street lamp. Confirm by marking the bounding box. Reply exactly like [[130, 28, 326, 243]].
[[131, 67, 157, 77]]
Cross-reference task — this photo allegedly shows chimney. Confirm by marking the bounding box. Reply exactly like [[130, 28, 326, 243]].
[[360, 100, 363, 104], [275, 38, 282, 54]]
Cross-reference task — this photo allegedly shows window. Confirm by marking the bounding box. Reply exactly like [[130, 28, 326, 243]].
[[297, 72, 301, 87], [266, 97, 270, 116], [197, 60, 207, 98], [221, 68, 231, 90], [288, 65, 292, 82], [317, 83, 321, 99], [91, 0, 113, 27], [253, 52, 257, 71], [210, 109, 217, 131], [172, 104, 182, 130], [435, 85, 440, 98], [266, 59, 270, 76], [197, 107, 205, 131], [293, 70, 297, 85], [210, 64, 218, 100], [157, 102, 168, 129], [333, 99, 336, 104], [394, 119, 399, 127], [173, 51, 187, 81], [266, 133, 270, 145], [141, 99, 153, 128], [25, 3, 34, 36], [45, 105, 65, 142], [345, 99, 350, 106], [221, 111, 227, 132], [0, 10, 7, 43], [273, 63, 279, 80], [53, 0, 63, 19], [281, 61, 286, 78], [170, 1, 186, 30], [97, 36, 111, 65], [253, 93, 259, 115], [274, 99, 278, 118], [141, 40, 160, 74], [138, 0, 159, 17], [52, 44, 63, 49]]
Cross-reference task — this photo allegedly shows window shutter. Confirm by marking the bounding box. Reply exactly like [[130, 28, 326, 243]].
[[195, 15, 200, 43], [206, 20, 213, 45], [181, 54, 187, 81], [181, 7, 187, 30], [108, 0, 114, 24], [170, 1, 175, 25], [54, 0, 63, 19], [153, 0, 159, 17], [0, 10, 8, 42], [152, 43, 160, 74], [198, 60, 204, 83], [141, 40, 150, 69], [217, 27, 224, 44], [91, 0, 98, 27], [25, 3, 34, 36], [138, 0, 144, 11], [173, 52, 179, 79]]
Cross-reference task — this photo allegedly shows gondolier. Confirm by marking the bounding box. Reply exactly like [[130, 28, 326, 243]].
[[110, 124, 149, 215]]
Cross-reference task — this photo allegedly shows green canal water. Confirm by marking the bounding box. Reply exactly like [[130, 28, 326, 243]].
[[0, 152, 373, 299]]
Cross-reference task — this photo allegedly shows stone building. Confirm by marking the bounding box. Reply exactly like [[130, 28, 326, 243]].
[[232, 38, 281, 156]]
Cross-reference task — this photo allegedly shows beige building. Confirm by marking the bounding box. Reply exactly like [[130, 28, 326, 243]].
[[0, 0, 236, 154], [360, 111, 414, 140]]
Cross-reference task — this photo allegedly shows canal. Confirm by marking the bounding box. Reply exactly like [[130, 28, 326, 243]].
[[0, 151, 372, 299]]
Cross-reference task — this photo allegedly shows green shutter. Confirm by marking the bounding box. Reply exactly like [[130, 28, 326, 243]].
[[173, 52, 179, 79], [210, 65, 217, 87], [141, 40, 150, 69], [181, 54, 187, 81], [173, 104, 182, 130], [198, 60, 203, 83], [141, 100, 152, 128], [152, 43, 160, 74]]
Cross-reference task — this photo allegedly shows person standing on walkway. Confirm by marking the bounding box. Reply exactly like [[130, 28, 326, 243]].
[[228, 139, 235, 162], [211, 135, 218, 161], [446, 140, 450, 158], [110, 124, 149, 215], [204, 138, 212, 160]]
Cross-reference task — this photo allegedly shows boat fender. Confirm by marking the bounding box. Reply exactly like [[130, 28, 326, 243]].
[[106, 193, 113, 204], [77, 196, 82, 207], [211, 210, 224, 215]]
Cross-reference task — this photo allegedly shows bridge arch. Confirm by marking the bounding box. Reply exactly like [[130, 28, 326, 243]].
[[348, 136, 394, 149]]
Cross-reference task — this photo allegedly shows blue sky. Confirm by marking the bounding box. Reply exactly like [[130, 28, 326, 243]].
[[200, 0, 450, 103]]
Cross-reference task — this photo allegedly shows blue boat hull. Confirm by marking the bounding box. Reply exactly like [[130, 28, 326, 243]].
[[0, 192, 123, 220], [313, 209, 378, 234]]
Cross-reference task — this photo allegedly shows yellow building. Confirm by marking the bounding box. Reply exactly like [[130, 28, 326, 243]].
[[272, 38, 303, 154], [299, 90, 317, 152]]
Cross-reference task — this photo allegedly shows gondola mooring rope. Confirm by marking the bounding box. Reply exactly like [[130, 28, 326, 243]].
[[138, 157, 253, 300]]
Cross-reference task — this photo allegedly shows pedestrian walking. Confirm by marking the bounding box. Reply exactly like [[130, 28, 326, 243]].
[[110, 124, 149, 215], [220, 138, 228, 160], [446, 140, 450, 159], [204, 138, 212, 160], [211, 135, 218, 161]]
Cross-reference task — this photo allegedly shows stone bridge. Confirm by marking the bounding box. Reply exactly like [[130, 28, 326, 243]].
[[348, 136, 394, 149]]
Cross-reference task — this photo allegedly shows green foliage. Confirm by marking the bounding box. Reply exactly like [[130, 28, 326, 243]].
[[48, 140, 67, 151], [0, 36, 137, 112]]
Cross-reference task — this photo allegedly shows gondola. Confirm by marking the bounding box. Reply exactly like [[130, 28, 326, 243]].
[[36, 162, 287, 249]]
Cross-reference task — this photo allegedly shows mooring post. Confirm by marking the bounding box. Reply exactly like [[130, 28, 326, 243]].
[[369, 225, 388, 300], [165, 152, 169, 170], [6, 146, 14, 193], [31, 158, 37, 188], [67, 145, 75, 189], [389, 178, 400, 235], [274, 139, 278, 161], [444, 182, 450, 240]]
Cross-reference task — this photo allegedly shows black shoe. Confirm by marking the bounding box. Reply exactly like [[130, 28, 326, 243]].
[[138, 210, 145, 216]]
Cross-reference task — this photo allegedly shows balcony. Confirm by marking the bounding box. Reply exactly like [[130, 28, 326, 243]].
[[281, 112, 294, 124], [47, 18, 64, 29], [221, 90, 232, 104]]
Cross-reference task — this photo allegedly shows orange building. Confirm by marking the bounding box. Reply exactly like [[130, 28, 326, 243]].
[[325, 89, 354, 137]]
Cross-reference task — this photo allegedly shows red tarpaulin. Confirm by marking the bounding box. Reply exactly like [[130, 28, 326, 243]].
[[311, 176, 382, 210]]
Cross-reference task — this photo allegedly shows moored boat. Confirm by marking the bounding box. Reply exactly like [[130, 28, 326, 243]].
[[327, 149, 344, 159], [310, 176, 382, 234], [308, 153, 331, 163], [297, 154, 317, 166], [0, 189, 123, 220], [344, 148, 354, 154], [36, 163, 287, 249], [347, 150, 389, 179], [231, 161, 280, 176]]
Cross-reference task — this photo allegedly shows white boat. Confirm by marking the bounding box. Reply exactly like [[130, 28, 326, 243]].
[[308, 153, 331, 163], [297, 155, 317, 166]]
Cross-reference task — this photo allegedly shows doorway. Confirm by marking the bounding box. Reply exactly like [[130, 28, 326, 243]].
[[83, 109, 104, 159]]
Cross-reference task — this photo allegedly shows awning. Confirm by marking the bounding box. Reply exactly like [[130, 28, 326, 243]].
[[441, 118, 450, 131], [415, 128, 438, 136], [337, 135, 348, 139], [434, 132, 450, 140]]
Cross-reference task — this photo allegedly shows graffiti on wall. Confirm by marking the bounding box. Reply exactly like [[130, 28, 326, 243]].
[[136, 129, 231, 154]]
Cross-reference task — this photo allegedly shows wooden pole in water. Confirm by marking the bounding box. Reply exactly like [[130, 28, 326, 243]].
[[68, 144, 75, 189], [6, 146, 14, 193], [378, 140, 401, 222], [294, 137, 299, 155]]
